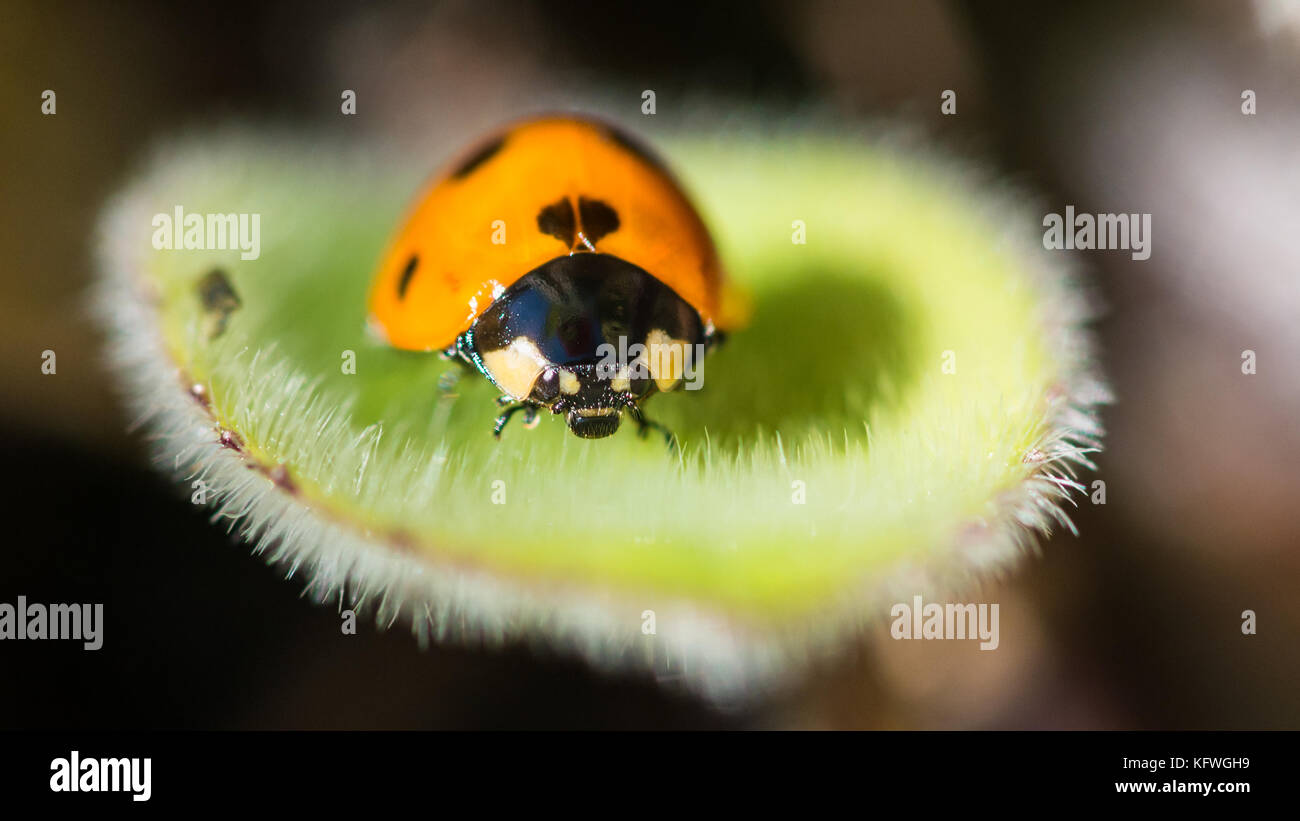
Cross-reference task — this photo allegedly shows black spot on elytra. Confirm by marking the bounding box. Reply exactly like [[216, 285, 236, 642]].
[[578, 197, 620, 244], [451, 135, 506, 179], [396, 254, 418, 299], [601, 124, 670, 174], [537, 198, 576, 246]]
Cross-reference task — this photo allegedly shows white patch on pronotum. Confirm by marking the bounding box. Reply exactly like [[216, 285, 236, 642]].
[[595, 333, 705, 391], [480, 337, 548, 400], [645, 329, 687, 392], [558, 369, 580, 395], [610, 366, 631, 393]]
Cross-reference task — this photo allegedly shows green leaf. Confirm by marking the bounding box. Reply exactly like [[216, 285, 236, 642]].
[[96, 127, 1107, 700]]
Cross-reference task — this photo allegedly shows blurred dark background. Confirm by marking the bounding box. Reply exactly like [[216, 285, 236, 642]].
[[2, 0, 1297, 728]]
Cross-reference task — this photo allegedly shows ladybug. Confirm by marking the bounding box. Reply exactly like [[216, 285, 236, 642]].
[[366, 115, 736, 441]]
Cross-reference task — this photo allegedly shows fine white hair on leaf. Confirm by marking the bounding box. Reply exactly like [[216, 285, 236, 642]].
[[93, 121, 1109, 705]]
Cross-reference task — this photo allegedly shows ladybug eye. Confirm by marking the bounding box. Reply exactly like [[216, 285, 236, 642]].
[[531, 368, 560, 403]]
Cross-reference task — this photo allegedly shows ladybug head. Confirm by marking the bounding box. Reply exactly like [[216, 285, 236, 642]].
[[564, 407, 622, 439]]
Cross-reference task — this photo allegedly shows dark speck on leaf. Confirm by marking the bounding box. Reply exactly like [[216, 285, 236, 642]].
[[197, 269, 241, 340]]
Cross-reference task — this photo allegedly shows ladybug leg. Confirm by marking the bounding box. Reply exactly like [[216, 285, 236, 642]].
[[493, 401, 541, 439], [627, 403, 677, 452]]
